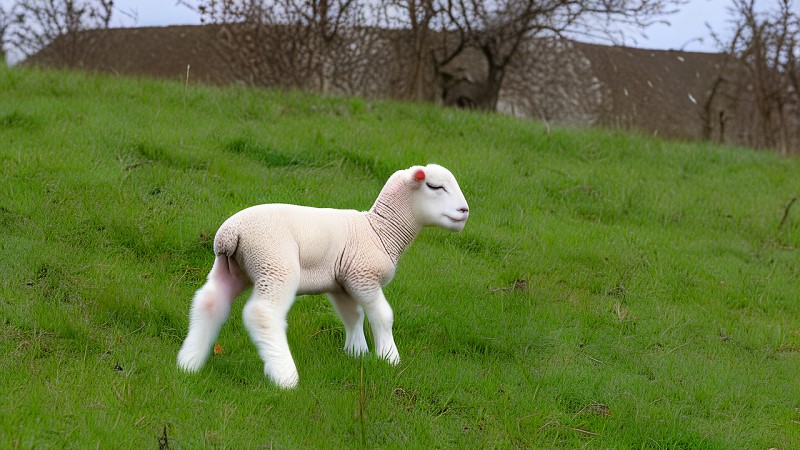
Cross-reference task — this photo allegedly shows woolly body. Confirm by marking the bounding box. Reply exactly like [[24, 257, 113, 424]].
[[215, 205, 397, 296], [177, 164, 469, 388]]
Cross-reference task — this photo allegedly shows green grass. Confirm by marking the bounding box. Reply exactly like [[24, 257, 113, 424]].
[[1, 65, 799, 448]]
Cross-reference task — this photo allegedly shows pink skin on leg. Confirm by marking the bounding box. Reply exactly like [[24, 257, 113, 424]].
[[177, 256, 250, 372]]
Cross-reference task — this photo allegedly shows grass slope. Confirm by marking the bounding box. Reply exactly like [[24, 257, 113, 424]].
[[1, 66, 799, 448]]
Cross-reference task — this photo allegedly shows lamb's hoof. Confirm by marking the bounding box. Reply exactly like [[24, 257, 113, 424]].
[[266, 366, 299, 389], [269, 374, 299, 389], [274, 376, 299, 389], [345, 344, 369, 357], [177, 349, 206, 373], [380, 350, 400, 366]]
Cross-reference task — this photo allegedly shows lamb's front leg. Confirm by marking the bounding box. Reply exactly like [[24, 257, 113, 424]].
[[327, 291, 368, 356], [358, 288, 400, 365]]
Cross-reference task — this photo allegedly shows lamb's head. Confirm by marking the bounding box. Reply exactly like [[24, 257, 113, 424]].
[[406, 164, 469, 232]]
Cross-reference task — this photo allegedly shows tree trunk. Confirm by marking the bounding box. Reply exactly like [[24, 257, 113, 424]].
[[777, 104, 789, 155], [479, 63, 505, 111], [410, 31, 430, 101]]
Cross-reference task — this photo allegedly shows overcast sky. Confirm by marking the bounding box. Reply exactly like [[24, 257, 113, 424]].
[[1, 0, 771, 53], [108, 0, 735, 52]]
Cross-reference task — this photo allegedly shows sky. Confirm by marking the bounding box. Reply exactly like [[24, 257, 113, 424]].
[[107, 0, 735, 52], [1, 0, 776, 54]]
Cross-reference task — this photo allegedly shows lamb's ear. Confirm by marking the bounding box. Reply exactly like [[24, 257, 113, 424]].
[[404, 166, 425, 187], [405, 166, 426, 188]]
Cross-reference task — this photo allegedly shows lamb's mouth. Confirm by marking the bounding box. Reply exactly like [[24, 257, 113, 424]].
[[445, 215, 467, 223]]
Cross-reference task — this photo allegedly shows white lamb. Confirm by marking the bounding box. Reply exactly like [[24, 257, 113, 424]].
[[177, 163, 469, 388]]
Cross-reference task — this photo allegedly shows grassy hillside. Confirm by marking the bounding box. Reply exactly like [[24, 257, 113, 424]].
[[1, 66, 799, 448]]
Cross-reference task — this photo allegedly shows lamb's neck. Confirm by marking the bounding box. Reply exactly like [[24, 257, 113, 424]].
[[368, 196, 421, 265]]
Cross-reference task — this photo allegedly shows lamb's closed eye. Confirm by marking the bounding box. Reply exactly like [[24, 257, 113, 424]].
[[426, 182, 445, 191]]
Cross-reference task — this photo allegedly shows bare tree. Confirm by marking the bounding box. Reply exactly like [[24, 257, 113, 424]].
[[382, 0, 437, 100], [429, 0, 685, 111], [1, 5, 9, 65], [501, 38, 608, 124], [180, 0, 684, 108], [182, 0, 376, 93], [710, 0, 799, 154], [210, 1, 320, 89], [7, 0, 113, 65]]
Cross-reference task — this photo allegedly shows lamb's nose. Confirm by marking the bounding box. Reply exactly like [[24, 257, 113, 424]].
[[459, 207, 469, 213]]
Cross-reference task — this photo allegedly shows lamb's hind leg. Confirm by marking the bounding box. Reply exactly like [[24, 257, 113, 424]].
[[178, 256, 249, 372], [242, 278, 299, 388], [327, 291, 368, 356]]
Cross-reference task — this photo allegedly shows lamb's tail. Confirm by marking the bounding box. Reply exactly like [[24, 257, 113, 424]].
[[213, 217, 240, 258]]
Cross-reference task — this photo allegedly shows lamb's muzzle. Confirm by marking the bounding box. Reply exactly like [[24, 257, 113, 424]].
[[177, 163, 469, 388]]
